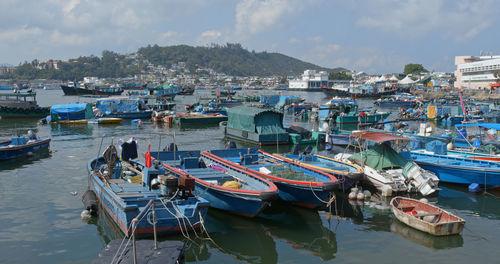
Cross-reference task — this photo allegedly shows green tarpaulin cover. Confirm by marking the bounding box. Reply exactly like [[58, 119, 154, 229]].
[[227, 106, 286, 135], [350, 143, 409, 171]]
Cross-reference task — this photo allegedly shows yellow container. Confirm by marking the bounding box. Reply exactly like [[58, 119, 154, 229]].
[[427, 105, 437, 119]]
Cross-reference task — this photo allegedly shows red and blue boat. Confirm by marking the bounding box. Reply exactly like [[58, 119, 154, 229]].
[[150, 150, 279, 217], [203, 148, 349, 208], [87, 145, 209, 238], [0, 134, 50, 160]]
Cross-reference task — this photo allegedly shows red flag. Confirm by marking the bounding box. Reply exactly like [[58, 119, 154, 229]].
[[145, 144, 152, 168]]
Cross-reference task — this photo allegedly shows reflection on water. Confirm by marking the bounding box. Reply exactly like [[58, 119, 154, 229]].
[[438, 183, 500, 220], [0, 149, 51, 171], [49, 123, 94, 137], [390, 219, 464, 249]]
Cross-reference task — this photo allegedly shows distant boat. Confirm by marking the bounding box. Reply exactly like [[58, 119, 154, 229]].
[[0, 133, 50, 160], [318, 97, 390, 131], [391, 197, 465, 236], [0, 92, 50, 119], [94, 97, 153, 119], [223, 106, 289, 145], [61, 82, 123, 96]]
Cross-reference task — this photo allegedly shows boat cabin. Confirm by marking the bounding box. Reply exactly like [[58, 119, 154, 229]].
[[0, 92, 38, 109]]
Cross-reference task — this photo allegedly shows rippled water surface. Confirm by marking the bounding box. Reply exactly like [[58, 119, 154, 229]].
[[0, 89, 499, 263]]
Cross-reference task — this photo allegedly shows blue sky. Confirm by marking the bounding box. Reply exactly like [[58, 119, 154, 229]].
[[0, 0, 498, 74]]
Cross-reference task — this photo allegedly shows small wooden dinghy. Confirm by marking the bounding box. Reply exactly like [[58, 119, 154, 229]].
[[391, 197, 465, 236]]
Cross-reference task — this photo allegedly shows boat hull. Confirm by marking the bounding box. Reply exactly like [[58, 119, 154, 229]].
[[322, 88, 398, 99], [61, 85, 123, 96], [0, 138, 51, 160], [0, 106, 50, 119], [407, 152, 500, 187], [391, 197, 465, 236]]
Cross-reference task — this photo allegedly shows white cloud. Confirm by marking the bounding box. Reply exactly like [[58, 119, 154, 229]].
[[324, 44, 341, 53], [309, 36, 323, 42], [288, 37, 300, 44], [353, 0, 495, 41], [49, 30, 89, 46], [235, 0, 316, 36], [0, 26, 42, 42], [197, 30, 222, 43]]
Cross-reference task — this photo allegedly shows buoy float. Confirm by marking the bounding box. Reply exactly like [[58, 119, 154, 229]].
[[356, 192, 365, 200], [468, 183, 481, 193], [348, 187, 358, 200], [363, 190, 371, 200]]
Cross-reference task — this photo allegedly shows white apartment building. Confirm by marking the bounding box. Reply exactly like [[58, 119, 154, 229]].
[[455, 55, 500, 89]]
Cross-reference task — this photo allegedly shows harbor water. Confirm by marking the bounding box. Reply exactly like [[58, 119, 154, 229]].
[[1, 89, 499, 263]]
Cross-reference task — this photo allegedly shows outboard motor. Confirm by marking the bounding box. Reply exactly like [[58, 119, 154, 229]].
[[82, 189, 98, 216], [225, 141, 237, 149], [158, 174, 179, 197]]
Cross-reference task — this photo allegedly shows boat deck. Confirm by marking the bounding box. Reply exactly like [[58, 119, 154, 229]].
[[411, 150, 500, 169]]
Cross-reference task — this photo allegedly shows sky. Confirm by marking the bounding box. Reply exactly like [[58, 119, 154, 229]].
[[0, 0, 499, 74]]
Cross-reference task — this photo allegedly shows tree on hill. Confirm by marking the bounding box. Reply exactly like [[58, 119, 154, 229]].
[[494, 70, 500, 83], [403, 63, 428, 75], [328, 71, 352, 80]]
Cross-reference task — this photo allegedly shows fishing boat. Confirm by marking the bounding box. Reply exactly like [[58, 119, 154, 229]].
[[149, 149, 279, 217], [318, 97, 390, 131], [94, 97, 153, 119], [223, 106, 289, 145], [402, 145, 500, 188], [0, 132, 50, 160], [286, 125, 325, 145], [174, 112, 228, 126], [391, 197, 465, 236], [274, 153, 364, 182], [0, 92, 50, 119], [87, 145, 209, 238], [61, 82, 123, 96], [204, 148, 346, 208], [374, 93, 423, 108], [335, 131, 440, 196]]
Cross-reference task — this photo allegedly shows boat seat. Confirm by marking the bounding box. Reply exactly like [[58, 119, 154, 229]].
[[397, 206, 415, 211], [413, 212, 440, 217], [187, 168, 232, 181]]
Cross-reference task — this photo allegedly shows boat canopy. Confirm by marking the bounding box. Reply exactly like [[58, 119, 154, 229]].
[[352, 131, 409, 143], [96, 97, 142, 114], [455, 123, 500, 130], [350, 143, 409, 171], [50, 103, 93, 121], [226, 106, 286, 135]]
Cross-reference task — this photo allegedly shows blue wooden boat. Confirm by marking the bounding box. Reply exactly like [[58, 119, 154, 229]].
[[203, 148, 347, 208], [402, 149, 500, 188], [0, 134, 50, 160], [149, 150, 279, 217], [87, 146, 209, 238], [94, 97, 153, 119], [274, 153, 364, 182]]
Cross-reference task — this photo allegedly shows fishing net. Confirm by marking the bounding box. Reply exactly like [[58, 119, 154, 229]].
[[270, 165, 316, 181]]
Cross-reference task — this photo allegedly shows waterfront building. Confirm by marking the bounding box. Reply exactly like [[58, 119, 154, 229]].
[[455, 55, 500, 89], [288, 70, 329, 90]]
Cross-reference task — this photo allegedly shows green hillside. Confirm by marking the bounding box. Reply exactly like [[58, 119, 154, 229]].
[[2, 43, 344, 80], [138, 43, 338, 76]]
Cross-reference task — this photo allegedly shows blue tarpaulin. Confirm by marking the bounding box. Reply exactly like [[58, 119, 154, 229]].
[[50, 103, 93, 121], [455, 123, 500, 130]]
